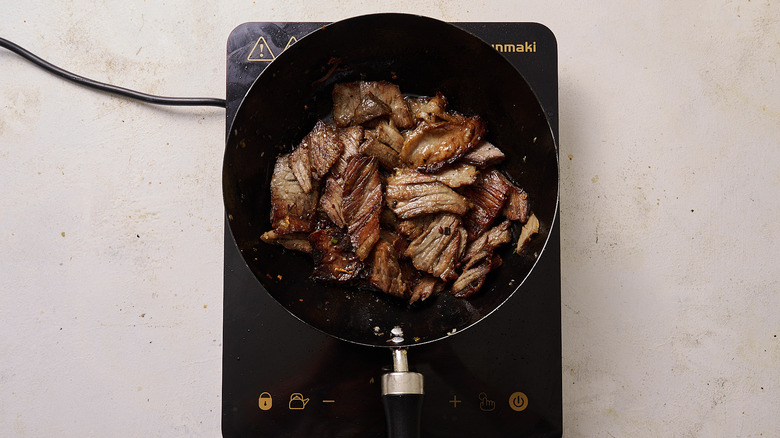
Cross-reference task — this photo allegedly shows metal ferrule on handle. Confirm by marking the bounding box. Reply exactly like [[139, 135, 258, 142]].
[[382, 348, 425, 438], [382, 349, 424, 395]]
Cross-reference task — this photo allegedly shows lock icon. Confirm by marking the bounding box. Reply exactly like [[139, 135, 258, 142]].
[[258, 392, 272, 411], [288, 393, 310, 410]]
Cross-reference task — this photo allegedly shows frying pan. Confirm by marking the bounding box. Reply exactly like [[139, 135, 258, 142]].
[[223, 13, 558, 437]]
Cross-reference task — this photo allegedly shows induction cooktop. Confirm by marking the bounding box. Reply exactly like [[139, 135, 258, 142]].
[[222, 20, 561, 438]]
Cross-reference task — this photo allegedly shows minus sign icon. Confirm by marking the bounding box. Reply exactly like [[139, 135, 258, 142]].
[[322, 400, 335, 403]]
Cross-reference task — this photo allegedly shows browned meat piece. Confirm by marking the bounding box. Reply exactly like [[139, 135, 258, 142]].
[[269, 154, 319, 234], [452, 220, 512, 297], [400, 116, 486, 173], [332, 82, 361, 127], [360, 120, 405, 169], [406, 93, 448, 124], [353, 92, 392, 125], [334, 126, 363, 174], [462, 220, 513, 261], [342, 156, 382, 260], [462, 141, 506, 168], [366, 120, 404, 152], [451, 251, 502, 298], [365, 232, 407, 299], [318, 177, 346, 228], [408, 275, 444, 304], [339, 126, 363, 158], [289, 121, 343, 193], [333, 81, 413, 129], [404, 214, 468, 281], [309, 228, 363, 283], [430, 163, 478, 187], [359, 137, 402, 169], [516, 213, 540, 254], [289, 141, 312, 193], [260, 229, 312, 253], [460, 169, 511, 240], [306, 120, 343, 179], [318, 126, 364, 228], [503, 184, 530, 223], [385, 168, 469, 219], [360, 81, 414, 129]]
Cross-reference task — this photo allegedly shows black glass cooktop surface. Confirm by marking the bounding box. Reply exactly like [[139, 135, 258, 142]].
[[222, 20, 561, 438]]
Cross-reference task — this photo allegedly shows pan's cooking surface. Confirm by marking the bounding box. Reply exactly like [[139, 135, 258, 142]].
[[222, 19, 561, 437]]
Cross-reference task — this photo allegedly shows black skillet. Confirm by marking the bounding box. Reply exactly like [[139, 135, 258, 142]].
[[223, 13, 558, 437]]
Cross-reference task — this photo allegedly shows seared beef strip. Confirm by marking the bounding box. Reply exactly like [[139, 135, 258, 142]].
[[451, 251, 502, 298], [460, 169, 512, 240], [360, 120, 405, 169], [367, 120, 405, 152], [307, 120, 343, 179], [319, 177, 347, 228], [353, 92, 392, 125], [289, 120, 343, 193], [516, 213, 540, 254], [333, 126, 363, 174], [462, 140, 506, 168], [385, 168, 469, 219], [289, 140, 313, 193], [333, 81, 414, 129], [404, 214, 467, 281], [309, 227, 363, 284], [365, 231, 407, 299], [400, 115, 486, 173], [408, 275, 445, 304], [430, 163, 478, 187], [462, 220, 512, 261], [406, 93, 448, 124], [503, 184, 531, 223], [269, 154, 319, 234], [260, 230, 312, 253], [360, 137, 402, 169], [318, 126, 364, 228], [452, 220, 512, 297], [342, 155, 382, 260], [359, 81, 414, 129], [332, 82, 362, 127]]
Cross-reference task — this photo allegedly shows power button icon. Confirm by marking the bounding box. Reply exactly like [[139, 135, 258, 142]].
[[509, 392, 528, 412]]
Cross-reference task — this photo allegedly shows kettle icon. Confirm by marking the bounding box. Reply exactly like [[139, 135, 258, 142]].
[[288, 393, 310, 410]]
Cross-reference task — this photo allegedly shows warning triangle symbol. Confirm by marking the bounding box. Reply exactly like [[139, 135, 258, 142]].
[[283, 36, 298, 51], [247, 36, 275, 62]]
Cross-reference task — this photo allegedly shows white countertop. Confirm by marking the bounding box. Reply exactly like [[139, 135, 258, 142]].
[[1, 1, 778, 436]]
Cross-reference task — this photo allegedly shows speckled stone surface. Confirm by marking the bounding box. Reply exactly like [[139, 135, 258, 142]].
[[1, 1, 778, 436]]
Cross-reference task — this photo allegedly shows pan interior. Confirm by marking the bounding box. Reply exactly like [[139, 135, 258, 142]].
[[223, 14, 558, 347]]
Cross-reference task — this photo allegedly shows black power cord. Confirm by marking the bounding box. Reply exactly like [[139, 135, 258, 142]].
[[0, 36, 226, 108]]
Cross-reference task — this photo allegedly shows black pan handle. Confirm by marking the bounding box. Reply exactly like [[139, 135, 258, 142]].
[[382, 349, 424, 438], [382, 392, 424, 438]]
